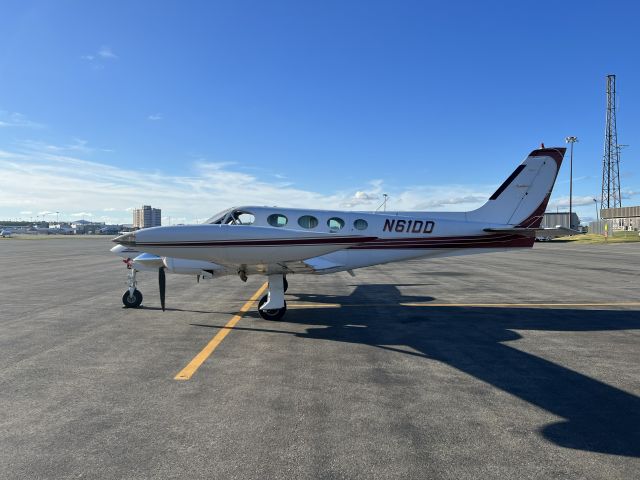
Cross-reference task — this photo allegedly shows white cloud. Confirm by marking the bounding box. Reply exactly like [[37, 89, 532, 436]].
[[81, 47, 118, 69], [98, 46, 118, 59], [19, 138, 112, 156], [355, 191, 377, 201], [71, 212, 93, 217], [0, 111, 44, 129], [0, 144, 497, 224], [342, 190, 379, 207], [548, 195, 598, 209], [148, 113, 163, 121], [19, 210, 33, 214], [415, 194, 490, 209]]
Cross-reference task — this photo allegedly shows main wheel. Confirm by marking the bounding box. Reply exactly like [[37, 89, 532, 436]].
[[122, 289, 143, 308], [258, 294, 287, 320]]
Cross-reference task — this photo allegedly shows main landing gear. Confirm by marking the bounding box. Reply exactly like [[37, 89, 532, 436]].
[[258, 274, 288, 320], [122, 259, 143, 308]]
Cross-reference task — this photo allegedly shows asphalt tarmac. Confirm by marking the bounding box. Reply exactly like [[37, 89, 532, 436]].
[[1, 237, 639, 479]]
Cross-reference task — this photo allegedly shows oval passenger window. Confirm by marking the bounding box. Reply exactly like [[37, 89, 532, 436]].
[[267, 214, 288, 227], [327, 217, 345, 232], [353, 219, 368, 230], [298, 215, 319, 229]]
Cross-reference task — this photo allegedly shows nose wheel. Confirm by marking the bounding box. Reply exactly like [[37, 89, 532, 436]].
[[122, 262, 143, 308], [122, 289, 143, 308]]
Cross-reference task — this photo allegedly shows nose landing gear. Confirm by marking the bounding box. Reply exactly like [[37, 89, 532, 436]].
[[122, 259, 143, 308]]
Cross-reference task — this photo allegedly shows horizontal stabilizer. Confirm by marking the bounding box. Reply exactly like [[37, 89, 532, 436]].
[[484, 226, 583, 238], [536, 226, 583, 238], [483, 227, 538, 237]]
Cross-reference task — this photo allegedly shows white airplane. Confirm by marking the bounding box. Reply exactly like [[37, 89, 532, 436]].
[[1, 228, 13, 237], [112, 147, 565, 320]]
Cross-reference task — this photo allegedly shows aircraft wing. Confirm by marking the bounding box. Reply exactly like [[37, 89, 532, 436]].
[[301, 256, 345, 273], [237, 256, 346, 276]]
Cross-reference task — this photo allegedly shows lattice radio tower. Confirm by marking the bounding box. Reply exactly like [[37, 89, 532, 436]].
[[601, 74, 622, 208]]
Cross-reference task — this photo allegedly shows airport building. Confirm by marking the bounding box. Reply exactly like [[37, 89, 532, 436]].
[[600, 206, 640, 231], [133, 205, 162, 229], [541, 212, 580, 230]]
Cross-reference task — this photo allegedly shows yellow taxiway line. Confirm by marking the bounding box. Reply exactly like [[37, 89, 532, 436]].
[[174, 282, 268, 381]]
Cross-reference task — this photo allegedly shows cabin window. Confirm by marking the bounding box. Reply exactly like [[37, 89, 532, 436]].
[[267, 213, 288, 227], [298, 215, 318, 229], [327, 217, 345, 232], [353, 219, 368, 230]]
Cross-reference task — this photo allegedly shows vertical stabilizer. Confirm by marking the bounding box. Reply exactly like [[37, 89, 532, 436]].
[[468, 148, 565, 228]]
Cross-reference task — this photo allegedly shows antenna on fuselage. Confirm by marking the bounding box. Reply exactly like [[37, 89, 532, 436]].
[[375, 194, 389, 213]]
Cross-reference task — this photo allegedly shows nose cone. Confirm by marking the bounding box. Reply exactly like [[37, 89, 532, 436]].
[[113, 231, 136, 246]]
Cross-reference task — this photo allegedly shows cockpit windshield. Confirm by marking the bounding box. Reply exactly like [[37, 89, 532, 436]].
[[205, 208, 234, 224], [205, 208, 255, 225]]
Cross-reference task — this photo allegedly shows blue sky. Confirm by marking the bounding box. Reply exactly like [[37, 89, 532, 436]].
[[0, 0, 638, 224]]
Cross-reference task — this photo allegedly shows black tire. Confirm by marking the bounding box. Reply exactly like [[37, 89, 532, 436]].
[[258, 294, 287, 320], [283, 277, 288, 293], [122, 289, 143, 308]]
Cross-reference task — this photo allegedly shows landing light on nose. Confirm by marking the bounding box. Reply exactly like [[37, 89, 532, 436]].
[[113, 232, 136, 245]]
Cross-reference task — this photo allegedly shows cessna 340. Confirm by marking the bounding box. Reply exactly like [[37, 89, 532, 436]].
[[112, 147, 565, 320]]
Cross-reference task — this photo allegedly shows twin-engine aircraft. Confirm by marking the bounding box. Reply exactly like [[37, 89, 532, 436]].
[[112, 147, 565, 320]]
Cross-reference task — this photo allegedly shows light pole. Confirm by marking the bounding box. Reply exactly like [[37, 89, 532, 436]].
[[565, 136, 578, 229], [593, 198, 599, 221]]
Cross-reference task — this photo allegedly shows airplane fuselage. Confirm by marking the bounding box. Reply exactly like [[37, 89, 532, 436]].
[[114, 206, 532, 275]]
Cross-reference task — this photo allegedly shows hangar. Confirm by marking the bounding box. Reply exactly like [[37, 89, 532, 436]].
[[600, 206, 640, 231]]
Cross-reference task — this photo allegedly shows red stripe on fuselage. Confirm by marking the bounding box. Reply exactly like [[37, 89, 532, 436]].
[[133, 233, 533, 249], [134, 235, 378, 248], [349, 234, 533, 249]]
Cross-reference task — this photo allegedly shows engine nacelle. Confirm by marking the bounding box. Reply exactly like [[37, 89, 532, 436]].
[[162, 257, 224, 276]]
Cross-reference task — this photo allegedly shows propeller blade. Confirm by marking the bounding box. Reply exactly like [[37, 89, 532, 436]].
[[159, 267, 166, 311]]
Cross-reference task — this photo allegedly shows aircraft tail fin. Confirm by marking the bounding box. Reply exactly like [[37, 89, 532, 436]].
[[468, 147, 566, 228]]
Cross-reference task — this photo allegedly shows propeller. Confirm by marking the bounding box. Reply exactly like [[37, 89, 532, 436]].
[[159, 267, 166, 311]]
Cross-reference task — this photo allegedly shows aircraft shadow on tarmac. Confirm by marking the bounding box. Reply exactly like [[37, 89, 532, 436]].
[[280, 284, 640, 457]]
